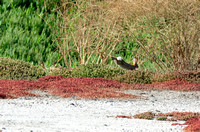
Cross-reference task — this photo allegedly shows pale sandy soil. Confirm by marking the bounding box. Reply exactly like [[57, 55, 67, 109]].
[[0, 90, 200, 132]]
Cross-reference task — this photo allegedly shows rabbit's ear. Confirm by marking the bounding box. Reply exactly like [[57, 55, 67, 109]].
[[133, 58, 138, 65]]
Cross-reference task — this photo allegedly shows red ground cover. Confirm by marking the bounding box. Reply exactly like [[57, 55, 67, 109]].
[[172, 117, 200, 132], [116, 115, 132, 119], [0, 76, 136, 99], [159, 112, 200, 121], [0, 76, 199, 99], [115, 112, 200, 132], [183, 117, 200, 132]]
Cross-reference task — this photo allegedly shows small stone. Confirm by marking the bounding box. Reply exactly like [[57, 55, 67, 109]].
[[70, 103, 75, 106]]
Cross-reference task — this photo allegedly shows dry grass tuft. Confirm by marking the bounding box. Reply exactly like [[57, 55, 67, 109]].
[[54, 0, 200, 71], [45, 0, 200, 71]]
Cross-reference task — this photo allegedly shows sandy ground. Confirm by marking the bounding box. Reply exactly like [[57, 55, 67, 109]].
[[0, 90, 200, 132]]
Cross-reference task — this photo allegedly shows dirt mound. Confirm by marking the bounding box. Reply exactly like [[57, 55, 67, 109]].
[[0, 76, 199, 99]]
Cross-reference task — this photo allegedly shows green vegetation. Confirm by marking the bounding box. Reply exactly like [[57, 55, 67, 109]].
[[0, 0, 200, 81], [67, 64, 125, 78], [134, 112, 155, 120], [47, 63, 125, 79], [135, 112, 200, 121], [156, 116, 167, 121], [50, 0, 199, 71], [114, 70, 153, 84], [0, 0, 61, 67], [0, 57, 45, 80], [0, 57, 199, 83]]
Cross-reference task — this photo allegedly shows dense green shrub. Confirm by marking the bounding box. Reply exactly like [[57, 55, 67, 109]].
[[153, 71, 200, 83], [47, 64, 200, 83], [47, 64, 125, 79], [0, 0, 61, 67], [0, 57, 45, 80], [1, 56, 198, 83], [68, 64, 125, 79], [46, 66, 69, 77], [152, 71, 178, 83], [178, 71, 200, 83], [114, 70, 153, 84]]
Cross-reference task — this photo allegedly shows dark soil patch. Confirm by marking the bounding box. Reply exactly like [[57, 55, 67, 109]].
[[0, 76, 199, 99]]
